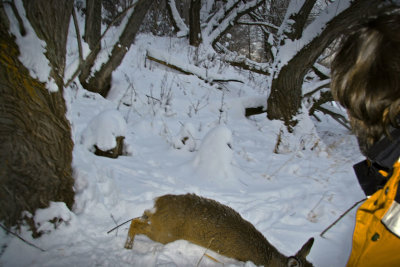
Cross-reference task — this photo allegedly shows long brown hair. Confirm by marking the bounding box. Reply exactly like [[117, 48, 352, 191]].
[[331, 10, 400, 154]]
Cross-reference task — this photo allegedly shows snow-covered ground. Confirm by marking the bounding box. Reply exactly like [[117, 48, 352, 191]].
[[1, 6, 365, 267]]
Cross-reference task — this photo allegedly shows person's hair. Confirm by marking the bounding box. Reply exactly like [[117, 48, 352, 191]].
[[331, 10, 400, 153]]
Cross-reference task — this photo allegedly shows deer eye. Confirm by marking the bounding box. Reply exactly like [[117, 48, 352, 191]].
[[287, 256, 301, 267]]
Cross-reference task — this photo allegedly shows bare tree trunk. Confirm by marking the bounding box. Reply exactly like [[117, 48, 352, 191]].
[[251, 0, 289, 61], [189, 0, 202, 46], [0, 2, 9, 30], [267, 0, 386, 128], [286, 0, 316, 40], [84, 0, 102, 52], [80, 0, 155, 97], [167, 0, 189, 36], [0, 2, 74, 234]]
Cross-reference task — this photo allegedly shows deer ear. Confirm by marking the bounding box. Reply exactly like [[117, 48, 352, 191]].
[[296, 237, 314, 258]]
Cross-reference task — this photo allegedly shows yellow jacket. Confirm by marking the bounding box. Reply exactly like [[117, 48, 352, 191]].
[[347, 132, 400, 266]]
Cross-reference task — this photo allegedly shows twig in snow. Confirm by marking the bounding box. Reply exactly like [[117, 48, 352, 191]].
[[109, 214, 119, 235], [0, 223, 46, 252], [314, 106, 351, 131], [196, 238, 221, 266], [146, 94, 161, 104], [107, 218, 137, 234], [218, 89, 226, 124], [320, 198, 366, 238]]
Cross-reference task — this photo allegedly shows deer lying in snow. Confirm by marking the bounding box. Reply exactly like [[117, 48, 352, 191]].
[[124, 193, 314, 267]]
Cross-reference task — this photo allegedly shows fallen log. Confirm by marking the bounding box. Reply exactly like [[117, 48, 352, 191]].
[[146, 48, 244, 84]]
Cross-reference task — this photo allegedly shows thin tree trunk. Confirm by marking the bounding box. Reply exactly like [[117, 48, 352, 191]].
[[189, 0, 202, 46], [80, 0, 155, 97], [286, 0, 317, 40], [267, 0, 386, 128], [0, 8, 74, 234], [84, 0, 101, 52]]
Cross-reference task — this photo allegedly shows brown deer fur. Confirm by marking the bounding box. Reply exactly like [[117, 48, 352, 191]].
[[124, 193, 314, 267]]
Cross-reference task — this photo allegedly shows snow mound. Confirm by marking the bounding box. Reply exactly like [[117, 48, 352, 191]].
[[275, 111, 326, 154], [33, 202, 74, 234], [81, 109, 127, 151], [191, 126, 244, 189], [193, 126, 233, 172]]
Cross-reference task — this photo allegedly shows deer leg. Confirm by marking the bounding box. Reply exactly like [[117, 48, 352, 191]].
[[124, 217, 150, 249]]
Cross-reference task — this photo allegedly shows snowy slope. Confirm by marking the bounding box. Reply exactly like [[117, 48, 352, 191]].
[[0, 9, 365, 267]]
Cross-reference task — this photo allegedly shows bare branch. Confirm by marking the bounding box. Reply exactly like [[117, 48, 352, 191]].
[[287, 0, 317, 40], [203, 0, 264, 46], [72, 7, 83, 64], [65, 3, 138, 89], [167, 0, 188, 37], [320, 198, 366, 238], [307, 89, 350, 130], [303, 80, 330, 98], [236, 20, 280, 31], [107, 218, 134, 234], [312, 63, 330, 80], [0, 223, 46, 252], [146, 48, 244, 84], [94, 2, 138, 56], [314, 105, 351, 130], [215, 43, 271, 75]]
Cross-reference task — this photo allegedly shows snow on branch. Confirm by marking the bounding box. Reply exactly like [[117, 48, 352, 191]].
[[236, 20, 280, 31], [203, 0, 264, 45], [203, 0, 241, 39], [312, 63, 330, 80], [146, 47, 244, 84], [215, 43, 270, 75], [303, 79, 330, 97], [167, 0, 189, 37], [275, 0, 351, 70], [277, 0, 306, 37], [200, 0, 216, 21]]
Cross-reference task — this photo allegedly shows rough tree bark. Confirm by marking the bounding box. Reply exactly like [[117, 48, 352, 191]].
[[0, 1, 74, 235], [80, 0, 155, 97], [189, 0, 202, 46], [267, 0, 389, 128], [22, 0, 73, 89], [84, 0, 101, 52]]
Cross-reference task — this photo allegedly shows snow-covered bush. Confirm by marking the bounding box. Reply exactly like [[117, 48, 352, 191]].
[[172, 123, 197, 152], [21, 202, 74, 237], [33, 202, 74, 235], [81, 109, 127, 158]]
